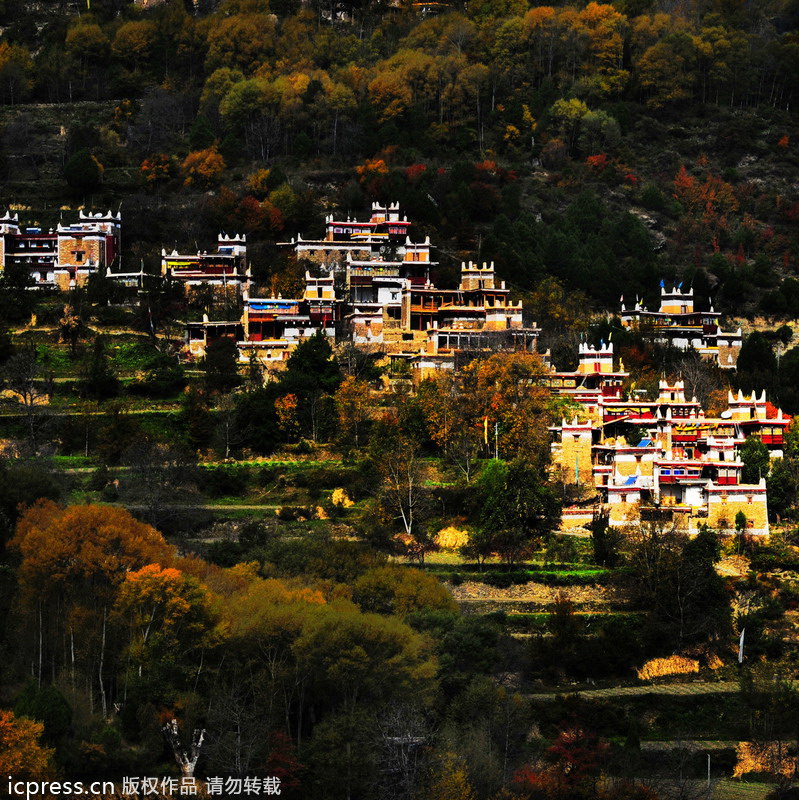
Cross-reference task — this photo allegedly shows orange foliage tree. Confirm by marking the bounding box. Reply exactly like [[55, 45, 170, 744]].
[[11, 502, 174, 716], [463, 352, 553, 467], [0, 710, 54, 778], [140, 153, 174, 186], [417, 372, 483, 482], [275, 393, 301, 442], [181, 147, 226, 188], [115, 564, 218, 694], [334, 375, 371, 449]]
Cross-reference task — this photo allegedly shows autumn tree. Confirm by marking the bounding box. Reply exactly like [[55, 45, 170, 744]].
[[0, 42, 33, 104], [577, 2, 630, 98], [0, 710, 54, 778], [636, 34, 697, 107], [546, 727, 608, 796], [141, 153, 174, 187], [182, 147, 226, 188], [112, 20, 157, 70], [116, 564, 218, 703], [65, 21, 110, 94], [417, 372, 483, 482], [11, 502, 173, 715], [351, 565, 457, 616], [464, 352, 552, 468], [426, 752, 476, 800], [206, 14, 276, 74], [293, 605, 438, 717], [275, 393, 301, 442], [335, 375, 371, 449]]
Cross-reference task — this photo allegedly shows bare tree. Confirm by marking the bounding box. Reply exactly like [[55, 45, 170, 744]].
[[206, 674, 267, 779], [337, 341, 385, 379], [673, 353, 727, 408], [163, 719, 206, 778], [376, 704, 430, 800], [373, 422, 431, 562], [1, 346, 52, 455]]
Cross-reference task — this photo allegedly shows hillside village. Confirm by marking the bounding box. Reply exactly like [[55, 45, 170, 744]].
[[1, 0, 799, 794], [3, 202, 786, 543], [2, 197, 799, 797]]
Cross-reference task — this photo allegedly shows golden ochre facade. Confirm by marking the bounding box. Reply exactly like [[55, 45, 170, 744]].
[[550, 351, 787, 537]]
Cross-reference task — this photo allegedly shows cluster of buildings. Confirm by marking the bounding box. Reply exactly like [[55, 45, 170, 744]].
[[620, 283, 743, 369], [2, 206, 784, 534], [4, 205, 741, 381], [0, 209, 121, 290], [184, 203, 541, 377], [549, 342, 789, 536]]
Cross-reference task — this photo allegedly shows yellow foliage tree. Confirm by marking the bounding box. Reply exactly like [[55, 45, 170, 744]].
[[112, 20, 157, 69], [116, 563, 218, 681], [0, 42, 33, 104], [335, 375, 371, 448], [427, 753, 476, 800]]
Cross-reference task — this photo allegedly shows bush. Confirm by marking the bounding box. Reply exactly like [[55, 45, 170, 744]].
[[637, 655, 699, 681], [127, 351, 186, 398], [64, 148, 103, 195], [205, 540, 243, 567]]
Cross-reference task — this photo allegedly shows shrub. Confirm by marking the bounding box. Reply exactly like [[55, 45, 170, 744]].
[[734, 741, 795, 780], [276, 506, 310, 521], [640, 184, 666, 211], [637, 655, 699, 681], [331, 488, 354, 508], [436, 526, 468, 551]]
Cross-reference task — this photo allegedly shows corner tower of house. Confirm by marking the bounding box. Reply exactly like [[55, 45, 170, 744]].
[[577, 342, 614, 374], [659, 284, 694, 315], [459, 261, 497, 291], [658, 379, 687, 403]]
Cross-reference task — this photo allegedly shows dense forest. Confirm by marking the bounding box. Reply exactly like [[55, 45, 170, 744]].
[[0, 0, 799, 797], [0, 0, 796, 314]]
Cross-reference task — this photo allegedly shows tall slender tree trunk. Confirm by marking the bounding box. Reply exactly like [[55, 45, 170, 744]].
[[99, 606, 108, 718], [38, 602, 43, 687], [70, 625, 76, 691]]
